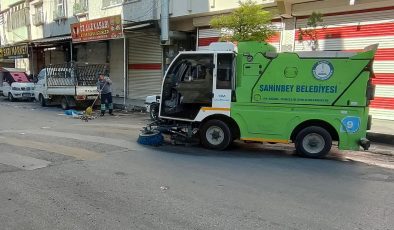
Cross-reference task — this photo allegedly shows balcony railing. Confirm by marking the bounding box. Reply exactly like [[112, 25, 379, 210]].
[[32, 12, 44, 26], [73, 0, 88, 15]]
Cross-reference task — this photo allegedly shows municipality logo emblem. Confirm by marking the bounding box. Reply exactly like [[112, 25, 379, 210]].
[[312, 60, 334, 80]]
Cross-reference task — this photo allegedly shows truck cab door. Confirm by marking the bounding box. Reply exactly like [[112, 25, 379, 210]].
[[212, 53, 234, 109], [34, 69, 46, 100]]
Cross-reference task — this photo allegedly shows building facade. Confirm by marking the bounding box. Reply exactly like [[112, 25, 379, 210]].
[[0, 0, 393, 120]]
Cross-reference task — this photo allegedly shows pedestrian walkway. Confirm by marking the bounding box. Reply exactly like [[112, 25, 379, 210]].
[[368, 119, 394, 146], [112, 96, 146, 111], [371, 119, 394, 135]]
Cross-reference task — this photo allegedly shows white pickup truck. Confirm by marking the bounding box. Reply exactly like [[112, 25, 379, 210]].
[[34, 63, 105, 109]]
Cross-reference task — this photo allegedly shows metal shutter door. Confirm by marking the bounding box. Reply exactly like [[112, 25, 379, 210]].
[[128, 34, 162, 100], [295, 8, 394, 120]]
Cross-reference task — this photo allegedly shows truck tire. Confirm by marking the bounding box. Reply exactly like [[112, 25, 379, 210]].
[[200, 119, 232, 150], [295, 126, 332, 158], [150, 103, 159, 121], [39, 94, 47, 107], [8, 93, 15, 102], [61, 97, 70, 110]]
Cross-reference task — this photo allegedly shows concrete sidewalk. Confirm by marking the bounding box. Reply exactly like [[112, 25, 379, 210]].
[[112, 97, 146, 111], [112, 97, 394, 145], [368, 119, 394, 145]]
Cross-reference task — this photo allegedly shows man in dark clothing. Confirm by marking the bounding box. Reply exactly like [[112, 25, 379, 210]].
[[97, 74, 113, 116]]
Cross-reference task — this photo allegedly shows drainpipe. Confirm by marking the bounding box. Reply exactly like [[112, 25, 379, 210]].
[[160, 0, 169, 44], [123, 36, 128, 105]]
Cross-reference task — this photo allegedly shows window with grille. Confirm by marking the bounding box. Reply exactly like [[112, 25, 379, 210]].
[[73, 0, 89, 14], [33, 4, 44, 26], [8, 5, 29, 29], [54, 0, 66, 19]]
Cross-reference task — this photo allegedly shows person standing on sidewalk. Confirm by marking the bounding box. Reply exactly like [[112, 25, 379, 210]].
[[97, 73, 114, 116]]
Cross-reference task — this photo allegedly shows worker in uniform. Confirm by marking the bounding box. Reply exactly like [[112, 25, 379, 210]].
[[97, 73, 114, 116]]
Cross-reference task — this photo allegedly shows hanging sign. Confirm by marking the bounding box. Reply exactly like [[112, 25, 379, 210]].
[[0, 44, 29, 59], [71, 15, 123, 42]]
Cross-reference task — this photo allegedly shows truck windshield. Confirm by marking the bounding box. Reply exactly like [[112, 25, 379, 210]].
[[161, 53, 214, 120]]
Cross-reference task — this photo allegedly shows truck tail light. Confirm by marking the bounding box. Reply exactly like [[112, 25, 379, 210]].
[[366, 78, 375, 101]]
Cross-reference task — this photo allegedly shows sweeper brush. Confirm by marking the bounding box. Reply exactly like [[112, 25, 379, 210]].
[[137, 130, 164, 146]]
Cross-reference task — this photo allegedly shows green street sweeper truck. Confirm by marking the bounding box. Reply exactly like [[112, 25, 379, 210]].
[[142, 41, 377, 158]]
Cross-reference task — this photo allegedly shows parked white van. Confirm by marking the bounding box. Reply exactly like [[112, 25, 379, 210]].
[[0, 68, 34, 101]]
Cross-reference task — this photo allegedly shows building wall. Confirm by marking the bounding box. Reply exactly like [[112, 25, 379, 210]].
[[0, 1, 30, 45], [29, 0, 44, 41], [43, 0, 77, 38], [167, 0, 275, 18], [122, 0, 157, 22], [292, 0, 394, 16], [87, 0, 122, 20]]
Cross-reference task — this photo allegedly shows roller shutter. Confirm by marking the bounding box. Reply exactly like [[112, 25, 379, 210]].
[[295, 7, 394, 120], [128, 34, 163, 100]]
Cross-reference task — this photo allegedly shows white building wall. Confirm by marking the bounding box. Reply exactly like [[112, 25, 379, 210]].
[[29, 0, 44, 41], [167, 0, 275, 18], [87, 0, 122, 20]]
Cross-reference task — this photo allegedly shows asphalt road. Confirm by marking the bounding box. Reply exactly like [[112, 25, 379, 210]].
[[0, 98, 393, 230]]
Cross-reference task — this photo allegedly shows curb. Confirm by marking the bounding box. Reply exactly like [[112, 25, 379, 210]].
[[367, 132, 394, 146], [114, 103, 147, 112]]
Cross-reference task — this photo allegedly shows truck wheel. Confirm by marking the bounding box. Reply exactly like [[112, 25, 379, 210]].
[[200, 119, 232, 150], [8, 93, 15, 102], [61, 97, 70, 110], [150, 103, 159, 121], [39, 94, 47, 107], [295, 126, 332, 158]]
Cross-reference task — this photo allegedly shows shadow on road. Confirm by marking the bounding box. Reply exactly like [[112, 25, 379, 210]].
[[142, 139, 347, 163]]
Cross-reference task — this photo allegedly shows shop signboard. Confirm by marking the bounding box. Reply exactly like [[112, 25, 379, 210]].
[[0, 44, 29, 59], [71, 15, 123, 42]]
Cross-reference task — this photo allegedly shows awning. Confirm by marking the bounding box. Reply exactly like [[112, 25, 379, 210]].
[[32, 35, 71, 45], [123, 20, 156, 32]]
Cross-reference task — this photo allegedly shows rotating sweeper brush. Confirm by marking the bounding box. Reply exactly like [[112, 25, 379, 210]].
[[137, 127, 164, 146]]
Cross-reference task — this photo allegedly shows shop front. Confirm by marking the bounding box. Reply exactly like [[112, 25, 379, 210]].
[[294, 6, 394, 120], [70, 15, 125, 97], [0, 44, 29, 74]]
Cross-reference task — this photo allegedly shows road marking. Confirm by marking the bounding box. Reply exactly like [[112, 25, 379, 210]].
[[0, 137, 101, 160], [74, 123, 144, 129], [61, 126, 136, 135], [0, 152, 51, 170], [3, 130, 142, 151]]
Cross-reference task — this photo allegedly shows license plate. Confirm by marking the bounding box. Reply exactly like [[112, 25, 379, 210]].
[[22, 93, 31, 97], [87, 95, 98, 100]]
